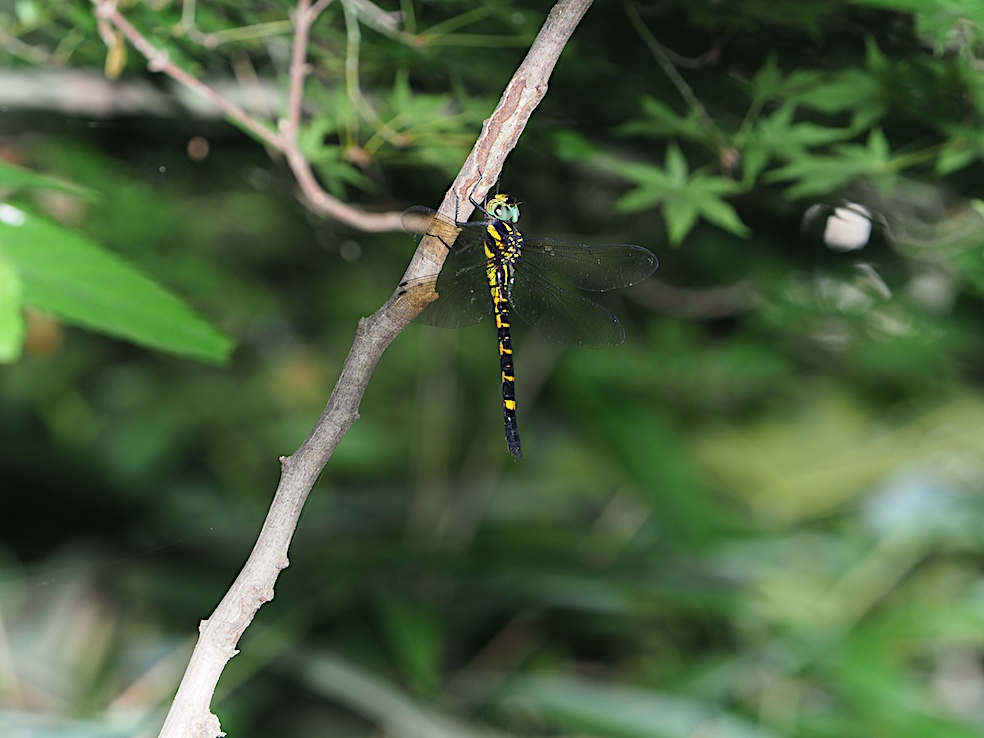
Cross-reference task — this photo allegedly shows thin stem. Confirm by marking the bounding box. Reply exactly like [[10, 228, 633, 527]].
[[419, 6, 493, 39], [179, 0, 293, 47], [343, 0, 364, 147], [346, 0, 405, 38], [93, 0, 283, 149], [625, 2, 726, 150], [91, 0, 404, 232], [285, 0, 328, 136], [342, 0, 399, 145]]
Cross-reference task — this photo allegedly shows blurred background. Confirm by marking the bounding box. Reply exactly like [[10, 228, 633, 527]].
[[5, 1, 984, 737]]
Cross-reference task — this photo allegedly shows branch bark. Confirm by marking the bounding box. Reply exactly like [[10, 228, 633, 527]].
[[130, 1, 596, 735]]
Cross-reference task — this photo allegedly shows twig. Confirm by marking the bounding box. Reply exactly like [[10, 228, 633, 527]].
[[155, 0, 594, 736], [276, 0, 408, 231], [90, 0, 403, 232], [625, 2, 725, 148], [346, 0, 403, 35], [92, 0, 283, 150], [342, 0, 400, 144], [285, 0, 331, 135], [178, 0, 293, 48]]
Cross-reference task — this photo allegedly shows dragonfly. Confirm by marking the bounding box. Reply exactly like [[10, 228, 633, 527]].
[[402, 193, 658, 460]]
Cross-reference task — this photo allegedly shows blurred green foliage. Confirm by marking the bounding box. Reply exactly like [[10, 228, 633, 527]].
[[4, 1, 984, 737]]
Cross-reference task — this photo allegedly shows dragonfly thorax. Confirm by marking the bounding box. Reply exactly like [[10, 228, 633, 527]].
[[485, 193, 521, 224]]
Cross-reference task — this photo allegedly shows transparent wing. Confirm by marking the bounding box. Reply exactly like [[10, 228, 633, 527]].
[[403, 206, 458, 249], [510, 265, 626, 348], [413, 262, 491, 327], [520, 238, 658, 291], [402, 207, 653, 343], [402, 207, 491, 328]]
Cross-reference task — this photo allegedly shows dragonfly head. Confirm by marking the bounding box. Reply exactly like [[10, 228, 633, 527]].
[[486, 193, 521, 224]]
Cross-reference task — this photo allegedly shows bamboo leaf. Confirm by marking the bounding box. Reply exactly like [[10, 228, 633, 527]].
[[0, 203, 232, 363]]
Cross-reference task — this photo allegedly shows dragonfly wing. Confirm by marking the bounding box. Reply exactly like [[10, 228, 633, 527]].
[[402, 206, 460, 248], [510, 265, 626, 348], [402, 207, 491, 328], [402, 206, 487, 252], [415, 260, 491, 327], [521, 238, 658, 292]]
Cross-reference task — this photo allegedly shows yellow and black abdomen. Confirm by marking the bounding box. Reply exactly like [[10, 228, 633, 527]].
[[403, 194, 658, 460], [485, 219, 524, 459]]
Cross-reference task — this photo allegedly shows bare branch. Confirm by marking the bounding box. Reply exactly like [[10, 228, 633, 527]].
[[153, 1, 594, 735], [402, 0, 595, 284], [91, 0, 284, 151], [90, 0, 403, 232], [277, 0, 405, 232], [285, 0, 327, 136]]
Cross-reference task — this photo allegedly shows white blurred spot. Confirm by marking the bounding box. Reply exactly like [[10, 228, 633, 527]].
[[0, 203, 26, 226], [248, 167, 272, 190], [187, 135, 210, 162], [824, 203, 872, 251], [339, 240, 362, 263], [866, 308, 912, 338], [932, 650, 984, 715], [907, 268, 956, 313], [853, 262, 891, 299], [863, 460, 966, 537]]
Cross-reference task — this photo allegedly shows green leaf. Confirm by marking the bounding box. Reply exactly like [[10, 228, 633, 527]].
[[618, 97, 719, 148], [867, 126, 890, 159], [742, 103, 853, 182], [936, 140, 981, 176], [373, 593, 443, 696], [500, 675, 782, 738], [615, 183, 667, 214], [793, 66, 887, 129], [296, 651, 494, 738], [663, 197, 700, 246], [664, 142, 690, 184], [748, 53, 783, 100], [0, 203, 232, 362], [766, 128, 897, 199], [0, 160, 97, 200], [552, 129, 598, 161], [663, 196, 701, 246], [0, 249, 25, 362], [613, 146, 749, 245], [850, 0, 984, 51], [932, 113, 984, 174], [697, 193, 754, 236]]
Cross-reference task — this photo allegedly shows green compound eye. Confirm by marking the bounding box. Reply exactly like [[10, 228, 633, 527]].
[[486, 194, 521, 224]]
